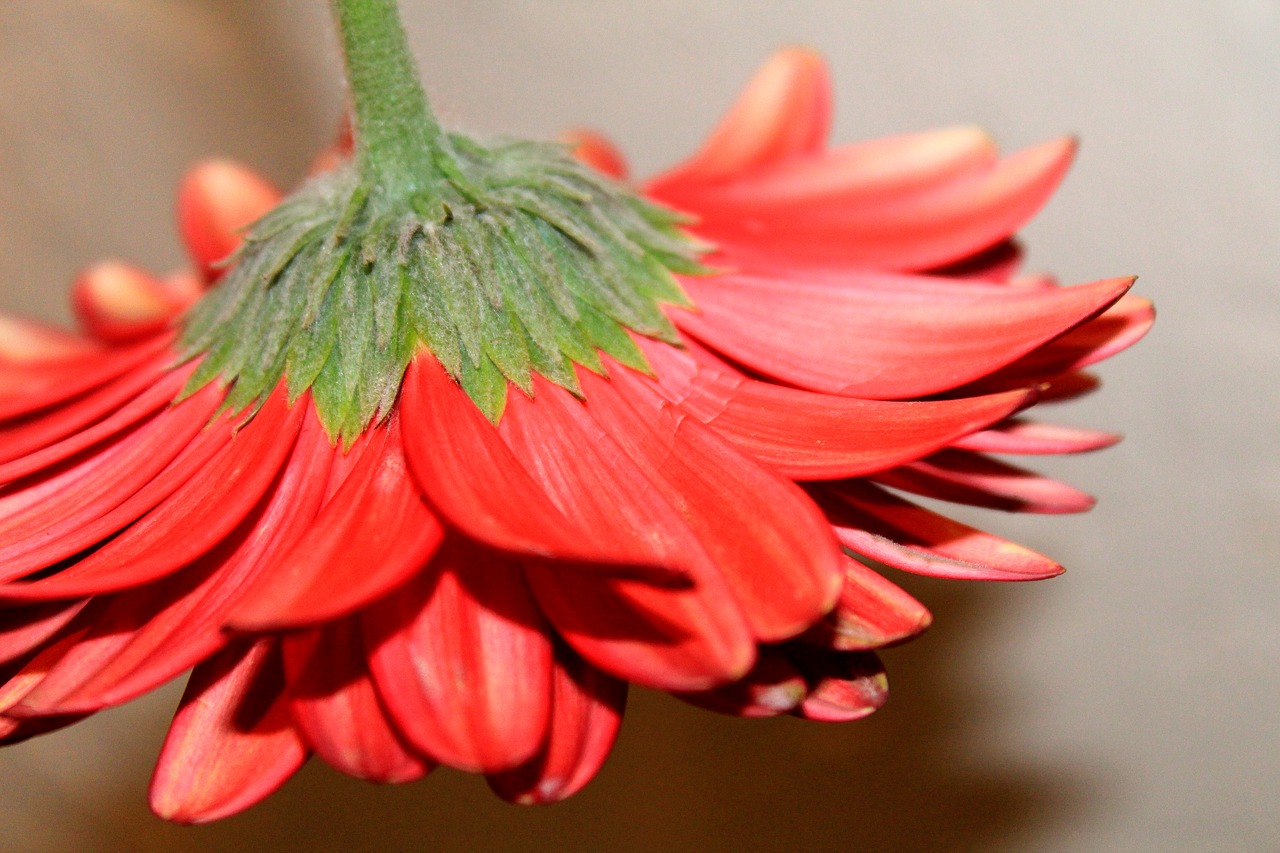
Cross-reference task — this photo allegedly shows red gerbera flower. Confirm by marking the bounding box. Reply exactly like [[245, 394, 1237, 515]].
[[0, 3, 1151, 825]]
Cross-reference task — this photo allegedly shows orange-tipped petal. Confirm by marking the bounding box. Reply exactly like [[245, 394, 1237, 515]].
[[178, 160, 281, 281], [789, 649, 888, 722]]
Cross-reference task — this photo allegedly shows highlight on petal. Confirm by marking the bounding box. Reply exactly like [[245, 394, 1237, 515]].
[[0, 315, 97, 363], [797, 555, 932, 651], [790, 649, 888, 723], [951, 418, 1120, 455], [675, 650, 808, 718], [650, 47, 831, 190], [872, 449, 1096, 515], [71, 261, 188, 342], [178, 160, 282, 281]]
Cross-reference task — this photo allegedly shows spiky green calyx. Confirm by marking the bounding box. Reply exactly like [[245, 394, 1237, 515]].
[[177, 135, 706, 442]]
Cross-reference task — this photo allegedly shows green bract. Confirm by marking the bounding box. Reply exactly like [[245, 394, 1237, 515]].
[[177, 134, 706, 442]]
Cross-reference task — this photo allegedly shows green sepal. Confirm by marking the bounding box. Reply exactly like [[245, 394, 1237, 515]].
[[178, 133, 705, 442]]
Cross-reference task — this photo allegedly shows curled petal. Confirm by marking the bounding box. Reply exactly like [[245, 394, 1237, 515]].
[[72, 261, 187, 341], [789, 649, 889, 723], [149, 640, 307, 824]]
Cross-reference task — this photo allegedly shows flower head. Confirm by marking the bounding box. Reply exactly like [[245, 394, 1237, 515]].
[[0, 9, 1151, 825]]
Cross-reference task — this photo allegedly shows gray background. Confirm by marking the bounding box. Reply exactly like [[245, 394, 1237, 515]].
[[1, 2, 1276, 850]]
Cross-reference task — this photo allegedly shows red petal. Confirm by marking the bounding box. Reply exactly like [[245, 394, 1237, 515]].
[[562, 129, 630, 180], [820, 479, 1063, 581], [676, 649, 808, 718], [284, 618, 431, 783], [178, 160, 281, 282], [0, 333, 174, 421], [980, 294, 1155, 384], [0, 363, 194, 483], [149, 640, 307, 824], [0, 383, 227, 582], [0, 355, 183, 469], [951, 418, 1120, 455], [694, 137, 1077, 271], [676, 273, 1132, 399], [227, 415, 443, 630], [789, 649, 888, 722], [649, 48, 831, 192], [873, 448, 1096, 514], [72, 261, 186, 342], [639, 338, 1031, 479], [17, 410, 336, 714], [487, 647, 627, 804], [400, 356, 685, 585], [0, 315, 97, 363], [363, 542, 553, 773], [0, 387, 303, 599], [796, 555, 931, 651], [0, 601, 87, 666]]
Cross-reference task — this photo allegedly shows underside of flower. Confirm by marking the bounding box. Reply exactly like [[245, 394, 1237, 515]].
[[181, 131, 702, 440], [0, 0, 1154, 826]]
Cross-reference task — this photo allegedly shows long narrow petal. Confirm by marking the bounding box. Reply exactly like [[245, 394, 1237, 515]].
[[0, 334, 173, 420], [487, 647, 627, 804], [638, 338, 1031, 478], [872, 449, 1096, 514], [695, 137, 1077, 271], [675, 273, 1132, 399], [0, 388, 303, 599], [662, 125, 996, 213], [284, 618, 431, 783], [818, 480, 1063, 580], [648, 48, 831, 191], [149, 640, 307, 824], [227, 416, 443, 630], [0, 364, 194, 483], [363, 542, 553, 773], [951, 418, 1120, 455]]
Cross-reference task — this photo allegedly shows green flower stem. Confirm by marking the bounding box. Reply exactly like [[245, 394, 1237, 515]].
[[332, 0, 450, 201]]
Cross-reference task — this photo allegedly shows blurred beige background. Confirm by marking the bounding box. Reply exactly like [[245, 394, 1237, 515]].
[[1, 1, 1277, 851]]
